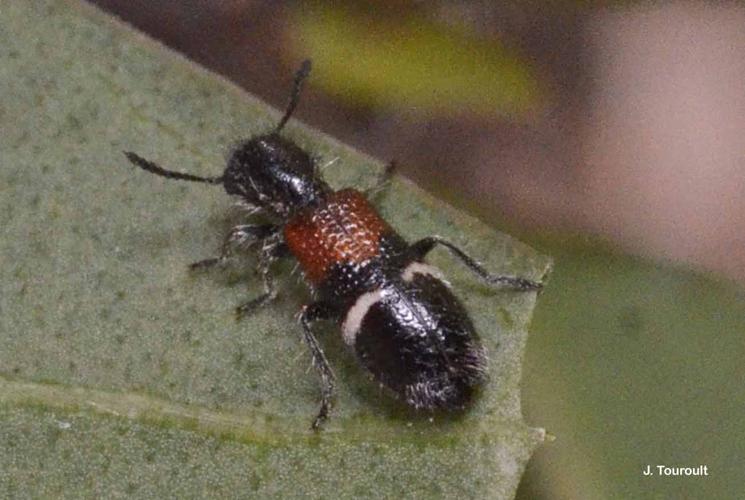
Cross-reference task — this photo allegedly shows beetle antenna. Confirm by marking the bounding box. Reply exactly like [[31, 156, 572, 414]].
[[123, 152, 224, 185], [275, 59, 312, 133]]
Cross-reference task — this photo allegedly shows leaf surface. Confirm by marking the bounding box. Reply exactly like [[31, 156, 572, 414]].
[[0, 1, 549, 497]]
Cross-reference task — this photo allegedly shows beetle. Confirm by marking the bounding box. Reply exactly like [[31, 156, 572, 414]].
[[123, 60, 542, 429]]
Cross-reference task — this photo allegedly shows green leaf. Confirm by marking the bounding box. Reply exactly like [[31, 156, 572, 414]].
[[519, 238, 745, 499], [0, 1, 549, 497]]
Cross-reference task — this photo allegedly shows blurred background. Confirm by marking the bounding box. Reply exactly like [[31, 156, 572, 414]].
[[88, 1, 745, 498]]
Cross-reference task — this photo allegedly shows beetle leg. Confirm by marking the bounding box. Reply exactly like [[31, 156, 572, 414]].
[[299, 302, 338, 430], [366, 160, 396, 199], [190, 224, 278, 270], [235, 239, 289, 318], [409, 236, 543, 291]]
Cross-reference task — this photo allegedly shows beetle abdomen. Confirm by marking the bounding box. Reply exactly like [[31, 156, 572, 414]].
[[344, 273, 488, 410]]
